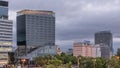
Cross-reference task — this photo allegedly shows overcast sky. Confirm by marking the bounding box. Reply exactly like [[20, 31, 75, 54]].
[[7, 0, 120, 53]]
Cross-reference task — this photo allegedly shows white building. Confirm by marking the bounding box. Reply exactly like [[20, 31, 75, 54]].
[[0, 19, 13, 66], [93, 45, 101, 58], [0, 1, 13, 66]]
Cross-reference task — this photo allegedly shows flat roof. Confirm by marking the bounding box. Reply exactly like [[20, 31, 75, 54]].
[[0, 19, 12, 22], [17, 10, 55, 15], [0, 0, 8, 7]]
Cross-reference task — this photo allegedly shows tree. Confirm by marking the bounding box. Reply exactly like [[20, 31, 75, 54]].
[[78, 57, 94, 68], [46, 64, 56, 68], [78, 57, 108, 68], [49, 58, 62, 67], [108, 56, 120, 68], [117, 48, 120, 56], [95, 58, 107, 68], [34, 56, 46, 66], [54, 52, 77, 65], [34, 53, 77, 68]]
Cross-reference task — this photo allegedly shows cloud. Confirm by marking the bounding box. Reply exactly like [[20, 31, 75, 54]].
[[8, 10, 16, 46], [6, 0, 120, 52]]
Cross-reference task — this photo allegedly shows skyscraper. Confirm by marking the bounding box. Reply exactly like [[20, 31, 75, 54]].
[[95, 31, 113, 58], [0, 0, 13, 66], [0, 0, 8, 19], [17, 10, 55, 56]]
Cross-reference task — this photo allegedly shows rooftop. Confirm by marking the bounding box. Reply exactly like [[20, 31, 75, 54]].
[[17, 10, 55, 15], [0, 0, 8, 6], [95, 31, 111, 34]]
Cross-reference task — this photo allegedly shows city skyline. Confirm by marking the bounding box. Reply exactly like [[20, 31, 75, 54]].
[[6, 0, 120, 53]]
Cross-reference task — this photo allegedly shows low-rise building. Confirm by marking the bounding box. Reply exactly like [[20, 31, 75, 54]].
[[57, 47, 62, 55], [73, 42, 101, 57], [66, 48, 73, 55]]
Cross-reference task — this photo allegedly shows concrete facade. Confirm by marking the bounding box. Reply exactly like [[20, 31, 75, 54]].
[[0, 19, 13, 66], [73, 42, 101, 58]]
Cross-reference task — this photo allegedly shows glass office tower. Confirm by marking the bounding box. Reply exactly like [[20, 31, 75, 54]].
[[0, 1, 8, 19], [17, 10, 55, 56], [95, 31, 113, 58]]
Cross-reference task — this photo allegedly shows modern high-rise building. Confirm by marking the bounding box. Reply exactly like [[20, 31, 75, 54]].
[[17, 10, 55, 56], [95, 31, 113, 58], [0, 0, 8, 19], [0, 0, 13, 66]]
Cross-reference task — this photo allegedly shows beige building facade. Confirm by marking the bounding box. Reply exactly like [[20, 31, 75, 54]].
[[73, 42, 101, 57]]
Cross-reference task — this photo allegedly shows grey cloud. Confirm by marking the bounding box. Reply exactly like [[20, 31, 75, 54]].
[[6, 0, 120, 52], [56, 9, 120, 40]]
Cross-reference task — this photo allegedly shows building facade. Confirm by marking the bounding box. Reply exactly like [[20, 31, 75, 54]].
[[73, 42, 101, 57], [17, 10, 56, 56], [66, 48, 73, 55], [20, 45, 57, 60], [0, 20, 13, 66], [93, 45, 101, 57], [0, 1, 13, 66], [56, 45, 62, 55], [95, 31, 113, 58], [0, 0, 8, 19]]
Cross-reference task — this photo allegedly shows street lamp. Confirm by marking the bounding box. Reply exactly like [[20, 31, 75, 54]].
[[77, 56, 81, 68], [78, 58, 79, 68], [116, 56, 120, 60], [21, 59, 26, 63], [92, 58, 96, 68], [21, 58, 26, 67]]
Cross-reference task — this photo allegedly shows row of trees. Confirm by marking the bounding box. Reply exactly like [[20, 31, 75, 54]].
[[78, 56, 120, 68], [34, 53, 120, 68], [78, 57, 107, 68], [34, 53, 77, 68]]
